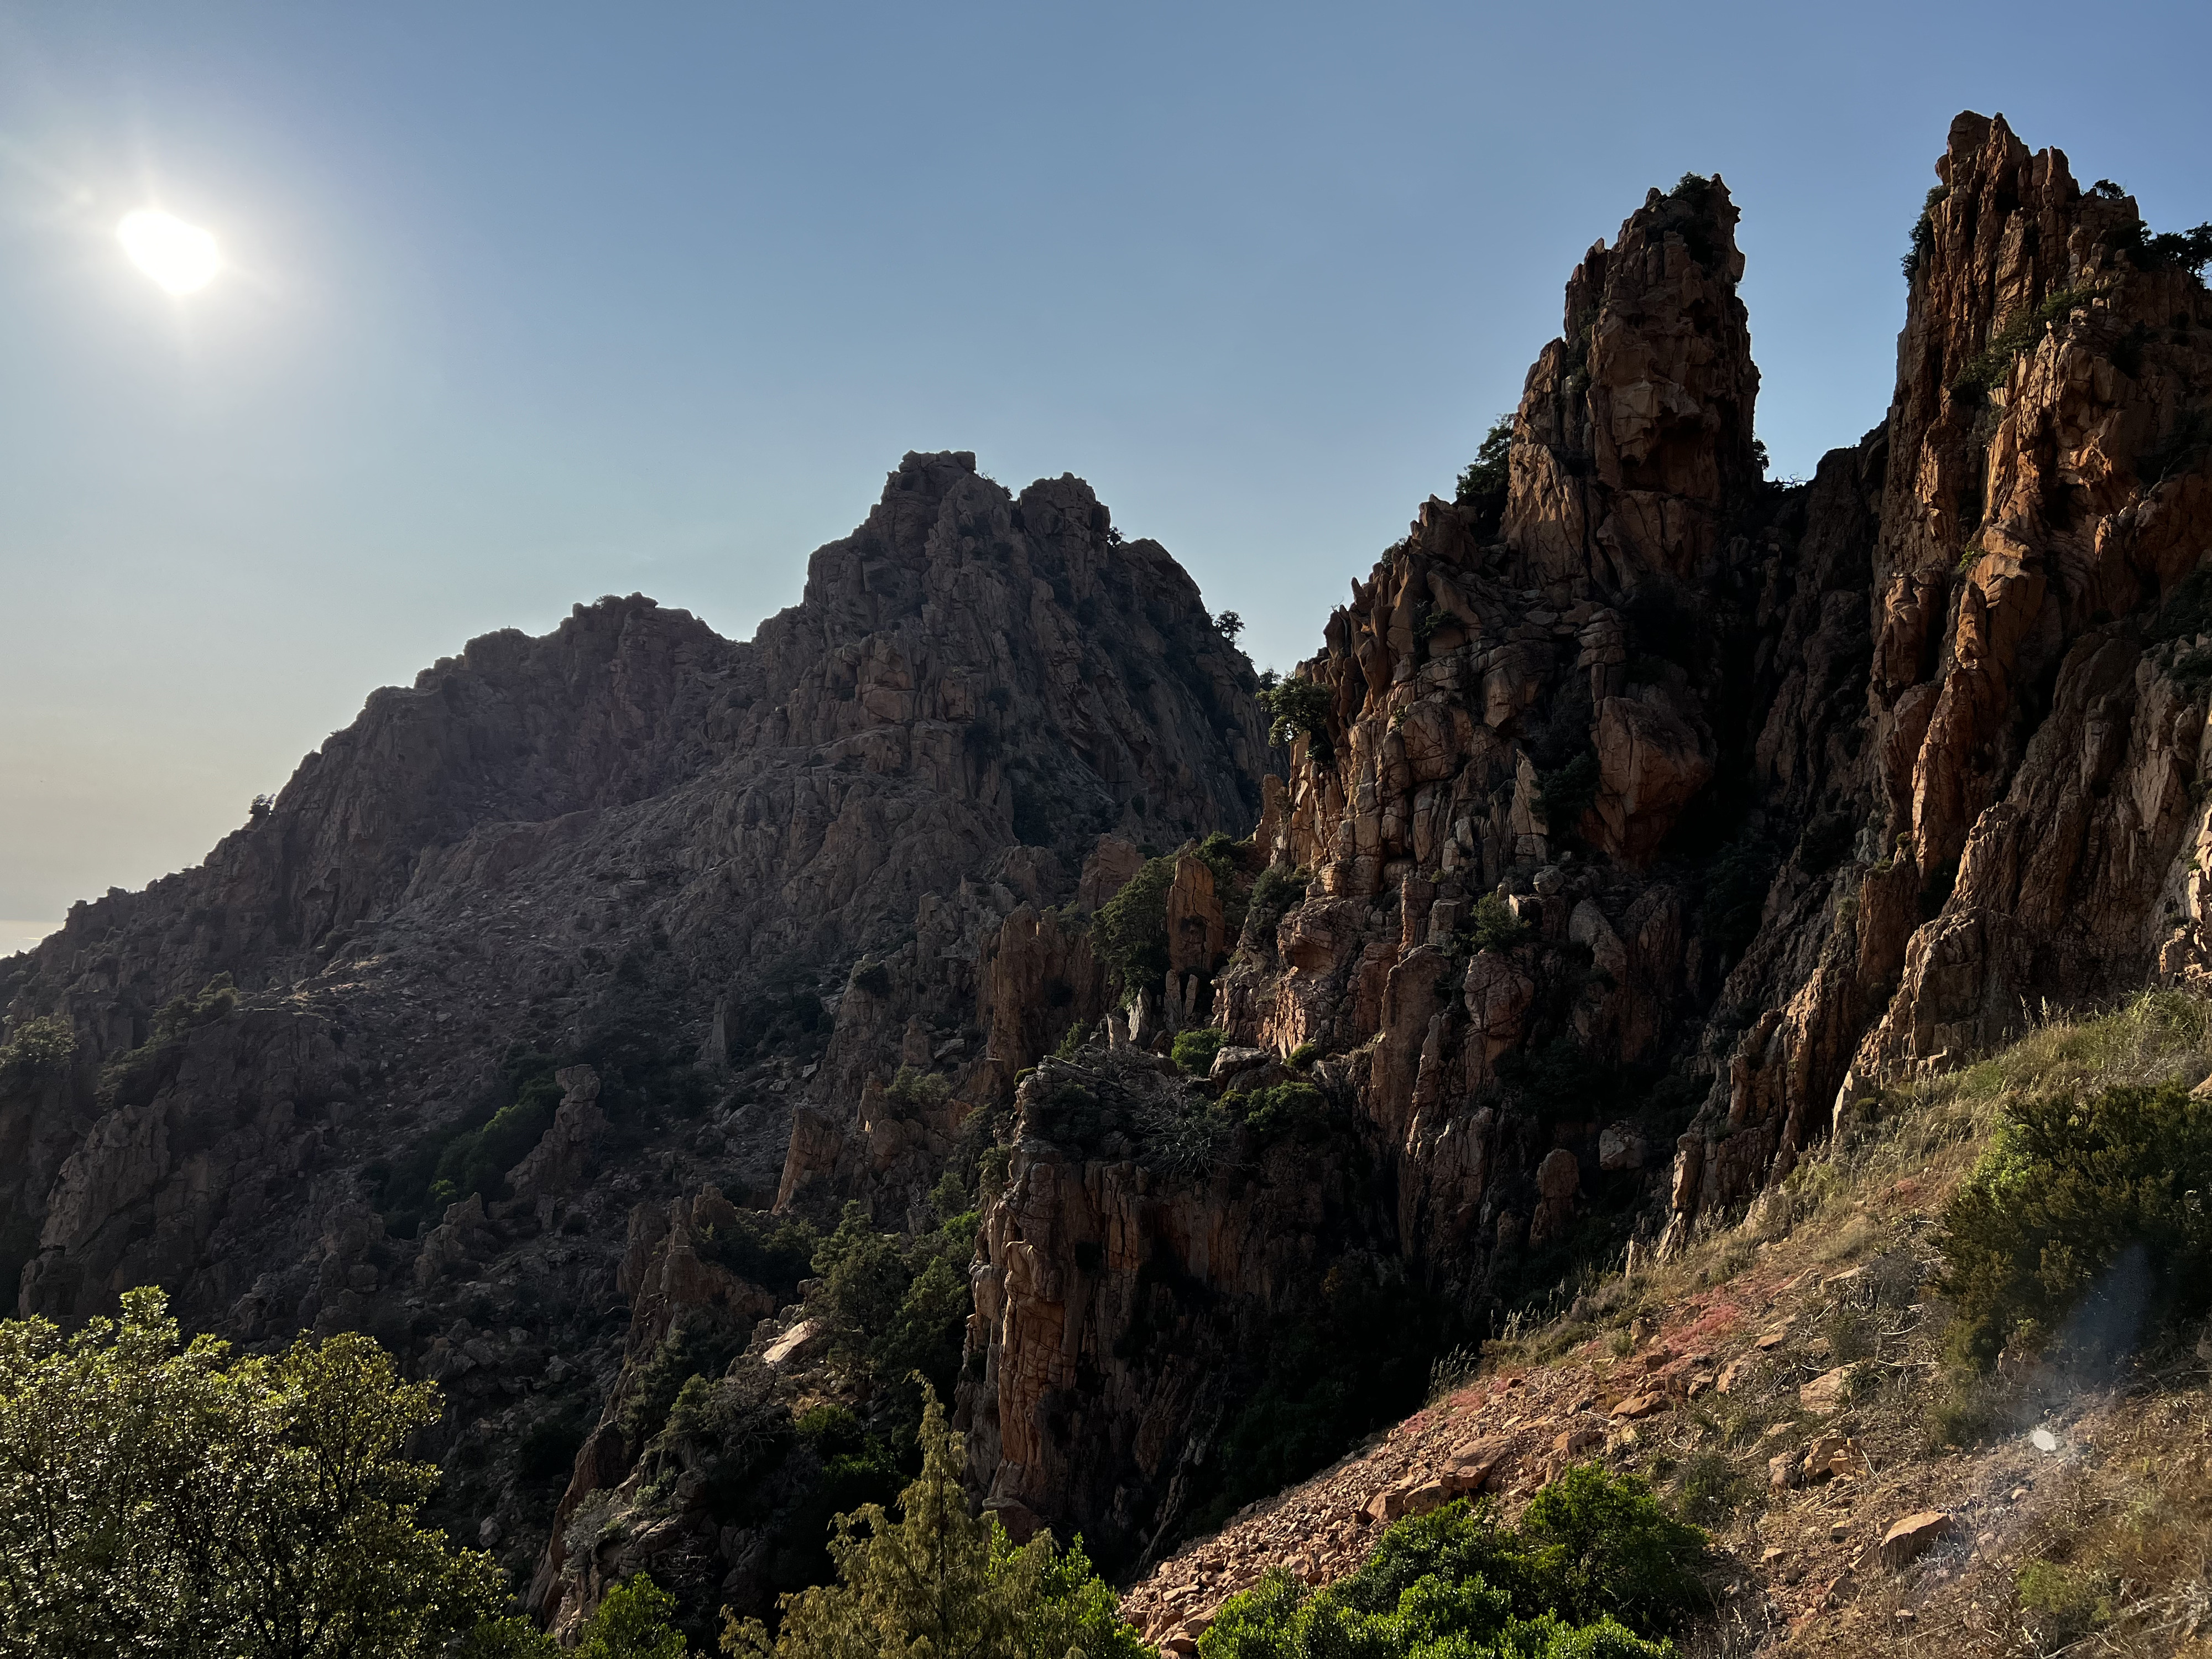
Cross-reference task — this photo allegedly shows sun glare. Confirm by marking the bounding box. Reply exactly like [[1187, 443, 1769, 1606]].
[[117, 209, 221, 295]]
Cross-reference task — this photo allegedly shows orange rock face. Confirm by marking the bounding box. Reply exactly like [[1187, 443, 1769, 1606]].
[[962, 111, 2212, 1566]]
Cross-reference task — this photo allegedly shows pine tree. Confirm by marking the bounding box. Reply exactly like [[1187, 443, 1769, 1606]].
[[723, 1386, 1144, 1659]]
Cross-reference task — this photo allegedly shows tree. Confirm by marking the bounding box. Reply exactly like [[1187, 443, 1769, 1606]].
[[1455, 415, 1514, 507], [1255, 677, 1333, 760], [461, 1574, 692, 1658], [0, 1288, 512, 1657], [723, 1387, 1145, 1659], [580, 1575, 692, 1659], [1214, 611, 1244, 642]]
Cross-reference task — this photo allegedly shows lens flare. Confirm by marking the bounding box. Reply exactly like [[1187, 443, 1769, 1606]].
[[117, 210, 221, 294]]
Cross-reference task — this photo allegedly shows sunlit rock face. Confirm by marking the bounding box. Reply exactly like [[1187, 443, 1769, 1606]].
[[10, 104, 2212, 1623], [954, 112, 2212, 1566]]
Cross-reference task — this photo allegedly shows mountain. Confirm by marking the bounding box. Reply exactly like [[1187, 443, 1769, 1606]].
[[4, 105, 2209, 1648], [0, 451, 1270, 1597], [948, 108, 2212, 1568]]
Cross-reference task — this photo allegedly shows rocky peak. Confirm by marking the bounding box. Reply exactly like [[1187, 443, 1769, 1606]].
[[0, 450, 1268, 1601], [1506, 174, 1761, 593]]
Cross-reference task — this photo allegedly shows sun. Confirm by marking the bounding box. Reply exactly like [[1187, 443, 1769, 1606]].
[[117, 209, 221, 295]]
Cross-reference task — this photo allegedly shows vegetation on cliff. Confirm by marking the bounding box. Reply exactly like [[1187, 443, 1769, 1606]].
[[1202, 1472, 1709, 1659]]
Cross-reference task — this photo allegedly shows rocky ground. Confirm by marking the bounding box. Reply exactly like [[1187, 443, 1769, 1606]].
[[1121, 999, 2212, 1656]]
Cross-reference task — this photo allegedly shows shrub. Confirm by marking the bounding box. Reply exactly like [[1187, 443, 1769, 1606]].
[[2016, 1559, 2115, 1647], [2110, 217, 2212, 275], [1467, 893, 1530, 955], [1937, 1078, 2212, 1369], [0, 1288, 510, 1656], [699, 1209, 820, 1300], [0, 1015, 75, 1090], [1673, 1452, 1741, 1529], [150, 973, 239, 1043], [1201, 1469, 1707, 1659], [1455, 416, 1515, 508], [1229, 1082, 1331, 1142], [1287, 1042, 1319, 1070], [1092, 855, 1177, 995], [1245, 866, 1308, 945], [885, 1066, 951, 1112], [571, 1574, 690, 1659], [1901, 184, 1948, 279], [1172, 1027, 1228, 1077], [1535, 751, 1601, 836], [1256, 677, 1334, 760], [619, 1316, 749, 1447]]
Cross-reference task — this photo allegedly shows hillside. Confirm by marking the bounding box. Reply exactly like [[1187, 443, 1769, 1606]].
[[0, 452, 1270, 1604], [1119, 992, 2212, 1656], [3, 103, 2210, 1651]]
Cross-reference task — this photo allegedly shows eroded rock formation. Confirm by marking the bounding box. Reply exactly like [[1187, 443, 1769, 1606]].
[[0, 451, 1267, 1595], [956, 115, 2212, 1565]]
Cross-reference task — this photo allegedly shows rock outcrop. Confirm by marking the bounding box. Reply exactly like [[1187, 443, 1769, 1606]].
[[0, 451, 1268, 1592], [956, 114, 2212, 1566]]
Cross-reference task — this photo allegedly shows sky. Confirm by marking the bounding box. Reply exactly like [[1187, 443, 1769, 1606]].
[[3, 1, 2208, 954]]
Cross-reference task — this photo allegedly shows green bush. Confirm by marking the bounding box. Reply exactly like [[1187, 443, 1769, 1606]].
[[1455, 416, 1515, 508], [575, 1573, 691, 1659], [1938, 1078, 2212, 1369], [0, 1288, 512, 1656], [1901, 184, 1948, 279], [1245, 866, 1309, 946], [885, 1066, 951, 1112], [1467, 893, 1530, 956], [2110, 216, 2212, 275], [1535, 752, 1600, 837], [1092, 855, 1177, 995], [1287, 1042, 1320, 1070], [725, 1390, 1146, 1659], [1172, 1028, 1228, 1077], [1201, 1469, 1708, 1659], [619, 1316, 750, 1448], [150, 973, 239, 1043], [1227, 1082, 1331, 1142], [0, 1016, 75, 1090], [2016, 1559, 2115, 1647], [699, 1210, 820, 1300], [1257, 677, 1334, 760]]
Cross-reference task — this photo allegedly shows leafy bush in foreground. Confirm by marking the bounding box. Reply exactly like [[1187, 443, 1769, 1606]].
[[1201, 1468, 1709, 1659], [1938, 1078, 2212, 1368], [0, 1288, 509, 1657]]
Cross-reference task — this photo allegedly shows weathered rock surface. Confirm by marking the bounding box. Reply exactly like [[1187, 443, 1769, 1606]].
[[958, 113, 2212, 1568], [1, 450, 1267, 1594]]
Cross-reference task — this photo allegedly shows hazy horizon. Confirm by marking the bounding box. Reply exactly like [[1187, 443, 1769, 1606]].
[[4, 1, 2206, 956]]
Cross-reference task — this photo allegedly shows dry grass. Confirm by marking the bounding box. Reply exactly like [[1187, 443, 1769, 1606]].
[[1479, 991, 2212, 1655]]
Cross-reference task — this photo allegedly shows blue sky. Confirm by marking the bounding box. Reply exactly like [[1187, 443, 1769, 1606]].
[[3, 1, 2206, 950]]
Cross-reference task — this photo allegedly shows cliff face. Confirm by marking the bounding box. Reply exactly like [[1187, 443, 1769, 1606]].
[[957, 113, 2212, 1566], [0, 451, 1269, 1588]]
